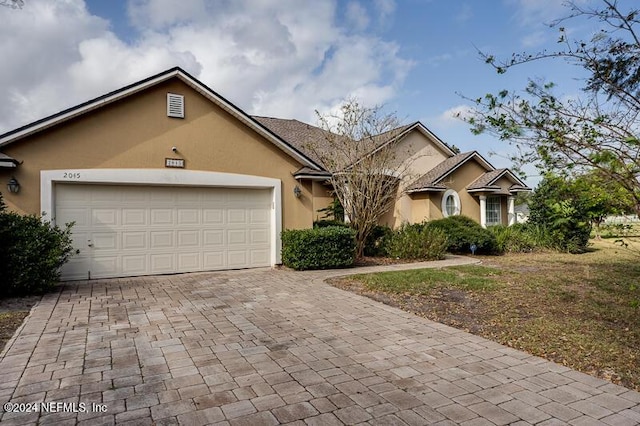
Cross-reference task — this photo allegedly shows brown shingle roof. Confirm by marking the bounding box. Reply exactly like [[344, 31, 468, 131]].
[[408, 151, 475, 192], [253, 116, 414, 171], [252, 116, 337, 168], [467, 169, 507, 190]]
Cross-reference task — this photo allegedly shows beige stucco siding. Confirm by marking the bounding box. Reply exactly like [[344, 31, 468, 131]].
[[409, 193, 430, 223], [388, 130, 450, 227], [311, 181, 334, 221], [0, 78, 312, 230], [393, 132, 450, 182]]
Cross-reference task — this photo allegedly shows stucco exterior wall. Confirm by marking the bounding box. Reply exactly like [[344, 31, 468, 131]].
[[388, 131, 451, 227], [0, 78, 313, 230], [311, 181, 334, 222]]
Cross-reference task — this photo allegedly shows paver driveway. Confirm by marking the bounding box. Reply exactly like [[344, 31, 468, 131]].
[[1, 257, 639, 425]]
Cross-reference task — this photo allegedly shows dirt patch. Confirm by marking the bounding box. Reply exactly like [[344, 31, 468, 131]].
[[0, 296, 40, 352]]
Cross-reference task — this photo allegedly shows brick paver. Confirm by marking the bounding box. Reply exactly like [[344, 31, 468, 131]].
[[0, 255, 638, 424]]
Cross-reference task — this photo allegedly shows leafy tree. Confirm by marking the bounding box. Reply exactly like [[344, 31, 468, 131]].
[[465, 0, 640, 218], [307, 99, 412, 258], [572, 171, 635, 237], [529, 174, 592, 253]]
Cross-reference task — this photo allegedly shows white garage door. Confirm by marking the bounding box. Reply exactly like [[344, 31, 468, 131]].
[[56, 184, 272, 280]]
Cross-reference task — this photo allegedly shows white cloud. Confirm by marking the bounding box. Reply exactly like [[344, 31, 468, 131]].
[[0, 0, 413, 133], [436, 104, 474, 127], [346, 1, 369, 31]]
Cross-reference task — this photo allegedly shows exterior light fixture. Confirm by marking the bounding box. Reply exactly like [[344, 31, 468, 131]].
[[293, 185, 302, 198], [7, 176, 19, 194]]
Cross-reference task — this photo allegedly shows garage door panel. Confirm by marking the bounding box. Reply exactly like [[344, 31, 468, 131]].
[[228, 209, 246, 223], [91, 189, 121, 202], [150, 253, 174, 271], [92, 256, 118, 276], [251, 249, 269, 265], [203, 209, 224, 224], [203, 230, 224, 247], [151, 231, 174, 248], [64, 257, 89, 280], [149, 191, 175, 203], [57, 208, 89, 227], [203, 251, 224, 269], [122, 232, 147, 249], [92, 232, 118, 250], [92, 209, 118, 226], [122, 255, 147, 274], [177, 190, 200, 203], [250, 209, 269, 224], [228, 251, 247, 267], [123, 209, 146, 226], [151, 209, 174, 225], [177, 230, 199, 247], [178, 209, 200, 225], [57, 184, 272, 280], [250, 229, 269, 244], [178, 253, 201, 270], [228, 229, 247, 245]]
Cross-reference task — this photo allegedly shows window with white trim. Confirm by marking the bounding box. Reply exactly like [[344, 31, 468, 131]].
[[441, 189, 460, 217], [486, 196, 501, 225], [167, 93, 184, 118]]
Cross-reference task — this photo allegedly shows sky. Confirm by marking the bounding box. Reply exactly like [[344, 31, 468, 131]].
[[0, 0, 611, 187]]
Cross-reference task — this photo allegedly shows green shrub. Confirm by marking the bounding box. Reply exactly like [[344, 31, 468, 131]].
[[281, 226, 356, 270], [363, 225, 393, 257], [489, 224, 540, 253], [426, 215, 500, 254], [386, 223, 448, 260], [0, 210, 76, 297]]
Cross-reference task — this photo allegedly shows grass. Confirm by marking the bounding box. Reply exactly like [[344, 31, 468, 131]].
[[331, 239, 640, 391]]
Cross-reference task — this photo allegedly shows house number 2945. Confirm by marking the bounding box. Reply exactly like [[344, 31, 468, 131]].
[[63, 172, 81, 179]]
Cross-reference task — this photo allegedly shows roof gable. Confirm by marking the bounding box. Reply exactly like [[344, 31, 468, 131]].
[[467, 168, 531, 193], [0, 67, 322, 171], [408, 151, 493, 192]]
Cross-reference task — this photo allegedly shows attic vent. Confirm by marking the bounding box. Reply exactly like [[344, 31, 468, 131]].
[[167, 93, 184, 118]]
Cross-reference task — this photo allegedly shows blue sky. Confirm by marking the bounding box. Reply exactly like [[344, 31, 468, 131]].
[[0, 0, 608, 186]]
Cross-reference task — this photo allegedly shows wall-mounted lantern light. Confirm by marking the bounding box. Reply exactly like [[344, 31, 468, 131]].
[[7, 176, 19, 193], [293, 185, 302, 198]]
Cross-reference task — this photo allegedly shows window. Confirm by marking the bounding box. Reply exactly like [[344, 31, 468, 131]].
[[486, 196, 501, 225], [441, 189, 460, 217], [167, 93, 184, 118]]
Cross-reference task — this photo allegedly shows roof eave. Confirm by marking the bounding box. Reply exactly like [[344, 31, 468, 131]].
[[407, 186, 447, 193]]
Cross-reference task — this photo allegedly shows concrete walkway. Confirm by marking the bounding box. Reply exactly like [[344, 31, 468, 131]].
[[0, 256, 638, 425]]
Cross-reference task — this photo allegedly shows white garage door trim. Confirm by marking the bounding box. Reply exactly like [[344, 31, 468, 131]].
[[41, 169, 282, 266]]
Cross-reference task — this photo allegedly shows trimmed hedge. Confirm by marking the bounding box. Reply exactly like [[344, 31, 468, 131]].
[[426, 215, 499, 254], [0, 210, 76, 296], [281, 226, 356, 270], [386, 223, 448, 260]]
